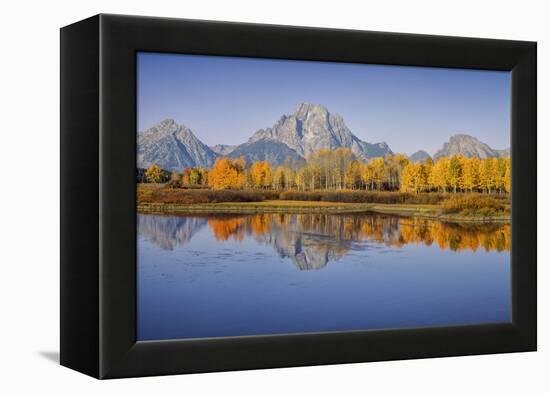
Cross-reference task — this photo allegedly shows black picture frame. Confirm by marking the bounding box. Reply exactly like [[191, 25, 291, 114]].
[[60, 14, 536, 379]]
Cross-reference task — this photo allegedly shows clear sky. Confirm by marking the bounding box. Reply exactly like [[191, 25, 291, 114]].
[[137, 52, 510, 156]]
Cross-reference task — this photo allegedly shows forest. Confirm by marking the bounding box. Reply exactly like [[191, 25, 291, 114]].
[[143, 148, 511, 194]]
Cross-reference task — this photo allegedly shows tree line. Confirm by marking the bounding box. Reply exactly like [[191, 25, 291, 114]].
[[144, 148, 511, 194]]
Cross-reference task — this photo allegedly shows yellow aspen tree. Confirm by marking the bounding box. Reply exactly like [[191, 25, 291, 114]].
[[430, 157, 450, 192], [399, 163, 414, 192], [480, 158, 496, 193], [209, 158, 241, 189], [370, 157, 386, 191], [494, 157, 507, 193], [283, 167, 296, 190], [145, 164, 164, 183], [387, 154, 409, 190], [273, 166, 285, 190], [198, 168, 209, 186], [250, 161, 272, 189], [448, 155, 463, 193], [262, 162, 272, 188], [344, 160, 361, 189], [458, 156, 470, 191], [295, 166, 307, 191], [420, 158, 433, 192], [401, 162, 426, 193], [465, 157, 481, 192], [504, 158, 511, 193], [361, 162, 375, 191]]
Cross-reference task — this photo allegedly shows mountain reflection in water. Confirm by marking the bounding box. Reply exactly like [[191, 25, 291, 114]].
[[137, 213, 510, 270]]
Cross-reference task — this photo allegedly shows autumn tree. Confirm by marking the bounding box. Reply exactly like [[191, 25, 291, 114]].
[[250, 161, 272, 189], [400, 163, 416, 192], [370, 157, 387, 191], [460, 156, 480, 192], [272, 166, 286, 190], [360, 162, 375, 191], [334, 148, 355, 189], [283, 167, 296, 190], [400, 162, 426, 193], [429, 157, 450, 192], [480, 158, 496, 193], [420, 158, 433, 192], [196, 150, 510, 194], [198, 168, 209, 186], [145, 164, 164, 183], [166, 170, 181, 188], [344, 160, 362, 189], [170, 170, 181, 182], [208, 158, 245, 189], [448, 155, 463, 193], [232, 156, 247, 173], [494, 157, 508, 193], [504, 158, 511, 193], [386, 154, 409, 190]]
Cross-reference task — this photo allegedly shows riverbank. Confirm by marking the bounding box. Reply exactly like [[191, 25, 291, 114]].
[[137, 199, 510, 223]]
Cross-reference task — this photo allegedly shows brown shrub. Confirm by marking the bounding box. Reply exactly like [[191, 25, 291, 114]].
[[441, 194, 510, 216], [279, 191, 445, 205], [138, 187, 281, 204]]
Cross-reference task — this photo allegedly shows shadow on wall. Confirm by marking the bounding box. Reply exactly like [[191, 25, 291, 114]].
[[38, 351, 59, 364]]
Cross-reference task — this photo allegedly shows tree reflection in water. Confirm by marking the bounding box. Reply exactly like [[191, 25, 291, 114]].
[[138, 213, 510, 270]]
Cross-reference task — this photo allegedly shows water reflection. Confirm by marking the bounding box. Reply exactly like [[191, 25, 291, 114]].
[[138, 213, 510, 270], [137, 214, 206, 250]]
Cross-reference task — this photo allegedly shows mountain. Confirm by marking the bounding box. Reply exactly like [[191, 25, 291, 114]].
[[433, 134, 509, 160], [227, 140, 305, 166], [137, 119, 218, 171], [408, 150, 431, 163], [495, 148, 510, 158], [210, 144, 237, 155], [247, 103, 392, 165]]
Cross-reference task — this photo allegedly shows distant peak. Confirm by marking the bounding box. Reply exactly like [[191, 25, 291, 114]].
[[143, 119, 195, 138], [434, 133, 501, 159], [139, 118, 178, 134], [408, 150, 432, 162], [159, 118, 176, 126], [294, 103, 329, 117], [449, 133, 478, 141]]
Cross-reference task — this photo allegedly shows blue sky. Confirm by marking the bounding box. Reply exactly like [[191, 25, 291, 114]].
[[137, 52, 510, 156]]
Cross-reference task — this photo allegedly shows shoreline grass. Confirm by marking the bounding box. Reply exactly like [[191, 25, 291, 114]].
[[136, 184, 510, 223], [137, 199, 510, 223]]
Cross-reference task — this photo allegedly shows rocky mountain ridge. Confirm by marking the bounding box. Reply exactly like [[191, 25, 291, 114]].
[[408, 150, 431, 163], [137, 106, 509, 171], [247, 103, 392, 164], [137, 119, 218, 171], [433, 134, 509, 160]]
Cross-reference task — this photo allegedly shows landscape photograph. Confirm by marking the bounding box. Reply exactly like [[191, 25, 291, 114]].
[[136, 53, 511, 341]]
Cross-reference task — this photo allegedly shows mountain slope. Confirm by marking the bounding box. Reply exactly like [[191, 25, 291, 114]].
[[227, 140, 305, 166], [433, 134, 509, 160], [495, 148, 510, 158], [247, 103, 392, 162], [137, 119, 218, 171], [210, 144, 237, 155], [408, 150, 431, 163]]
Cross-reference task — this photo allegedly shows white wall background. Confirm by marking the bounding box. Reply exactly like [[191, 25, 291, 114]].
[[0, 0, 546, 391]]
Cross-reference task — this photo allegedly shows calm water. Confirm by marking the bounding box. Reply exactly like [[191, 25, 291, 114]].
[[137, 212, 511, 341]]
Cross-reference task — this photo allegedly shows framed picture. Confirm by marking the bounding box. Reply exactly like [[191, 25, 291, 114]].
[[60, 14, 536, 379]]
